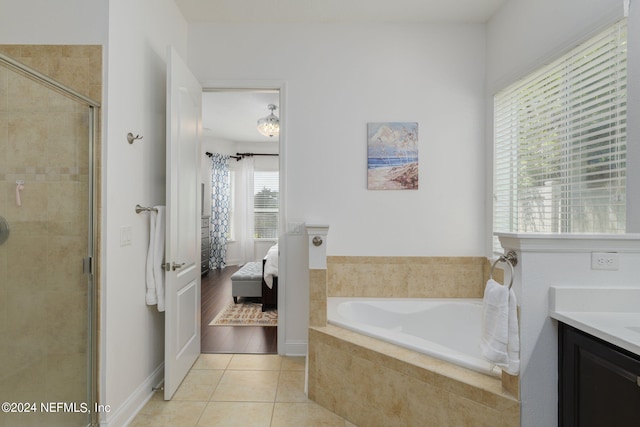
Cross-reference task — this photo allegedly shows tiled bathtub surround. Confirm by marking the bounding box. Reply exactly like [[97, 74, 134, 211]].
[[309, 269, 328, 327], [327, 256, 497, 298], [308, 256, 518, 426], [308, 326, 519, 426]]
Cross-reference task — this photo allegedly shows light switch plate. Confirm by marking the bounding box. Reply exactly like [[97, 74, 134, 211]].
[[287, 222, 304, 234], [120, 225, 132, 246]]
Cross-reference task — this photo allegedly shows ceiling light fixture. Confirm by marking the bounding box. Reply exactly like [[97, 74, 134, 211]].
[[257, 104, 279, 138]]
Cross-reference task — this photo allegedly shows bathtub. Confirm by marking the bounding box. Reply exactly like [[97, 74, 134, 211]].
[[327, 297, 502, 377]]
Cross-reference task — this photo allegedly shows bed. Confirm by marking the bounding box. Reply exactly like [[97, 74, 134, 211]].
[[230, 243, 278, 311], [261, 244, 278, 311]]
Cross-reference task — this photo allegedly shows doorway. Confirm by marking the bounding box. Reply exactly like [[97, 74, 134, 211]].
[[200, 89, 281, 354]]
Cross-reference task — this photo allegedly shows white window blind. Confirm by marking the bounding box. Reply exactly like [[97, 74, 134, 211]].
[[493, 19, 627, 252], [254, 171, 279, 239]]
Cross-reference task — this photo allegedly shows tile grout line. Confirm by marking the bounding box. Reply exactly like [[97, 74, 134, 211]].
[[269, 368, 282, 427], [191, 354, 231, 427]]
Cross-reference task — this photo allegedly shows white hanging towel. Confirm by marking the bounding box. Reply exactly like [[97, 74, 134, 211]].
[[153, 206, 166, 312], [480, 279, 520, 375], [145, 210, 158, 305]]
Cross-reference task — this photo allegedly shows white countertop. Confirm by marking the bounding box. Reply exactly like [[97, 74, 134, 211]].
[[549, 287, 640, 356]]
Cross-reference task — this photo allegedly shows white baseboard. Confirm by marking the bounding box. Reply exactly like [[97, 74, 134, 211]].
[[284, 340, 307, 356], [100, 363, 164, 427]]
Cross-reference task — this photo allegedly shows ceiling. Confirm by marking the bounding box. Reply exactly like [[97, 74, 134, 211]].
[[190, 0, 507, 143], [202, 90, 280, 143], [174, 0, 508, 24]]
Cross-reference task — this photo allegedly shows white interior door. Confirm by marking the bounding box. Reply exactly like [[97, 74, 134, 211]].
[[164, 46, 202, 400]]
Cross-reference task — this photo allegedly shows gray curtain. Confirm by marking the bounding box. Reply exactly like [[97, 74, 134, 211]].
[[210, 153, 230, 269]]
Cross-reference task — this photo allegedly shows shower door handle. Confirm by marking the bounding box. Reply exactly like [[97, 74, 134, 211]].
[[0, 215, 9, 245], [83, 257, 93, 275]]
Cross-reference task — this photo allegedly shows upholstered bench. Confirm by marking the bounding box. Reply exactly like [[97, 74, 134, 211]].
[[230, 261, 262, 303]]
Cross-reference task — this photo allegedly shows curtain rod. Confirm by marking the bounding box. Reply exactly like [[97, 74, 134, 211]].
[[206, 152, 279, 162]]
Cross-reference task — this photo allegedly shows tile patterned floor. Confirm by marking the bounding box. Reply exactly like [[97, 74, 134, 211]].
[[129, 354, 355, 427]]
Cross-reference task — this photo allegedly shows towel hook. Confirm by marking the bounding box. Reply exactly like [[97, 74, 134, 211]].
[[490, 250, 517, 289], [127, 133, 143, 144]]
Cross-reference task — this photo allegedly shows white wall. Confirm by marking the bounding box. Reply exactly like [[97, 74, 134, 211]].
[[104, 1, 188, 425], [188, 22, 487, 354], [486, 0, 623, 92], [189, 23, 487, 257], [0, 0, 107, 43]]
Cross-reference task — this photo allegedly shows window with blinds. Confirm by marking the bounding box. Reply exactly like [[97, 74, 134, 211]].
[[254, 171, 279, 239], [493, 19, 627, 252]]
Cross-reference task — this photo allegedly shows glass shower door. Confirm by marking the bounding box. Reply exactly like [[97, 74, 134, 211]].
[[0, 53, 96, 427]]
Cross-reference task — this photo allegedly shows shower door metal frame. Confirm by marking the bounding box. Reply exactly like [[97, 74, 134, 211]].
[[0, 51, 101, 427]]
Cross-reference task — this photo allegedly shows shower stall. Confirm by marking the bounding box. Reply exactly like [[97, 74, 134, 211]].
[[0, 47, 100, 427]]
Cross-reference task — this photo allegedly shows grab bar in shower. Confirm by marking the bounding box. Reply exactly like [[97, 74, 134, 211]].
[[490, 250, 518, 289], [135, 204, 158, 214]]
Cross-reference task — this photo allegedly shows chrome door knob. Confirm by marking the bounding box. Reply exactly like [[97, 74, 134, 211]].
[[162, 261, 186, 271], [171, 262, 185, 271]]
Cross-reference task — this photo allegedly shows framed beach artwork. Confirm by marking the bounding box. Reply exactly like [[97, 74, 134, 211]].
[[367, 122, 418, 190]]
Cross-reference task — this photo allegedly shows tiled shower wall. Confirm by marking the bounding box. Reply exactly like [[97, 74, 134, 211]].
[[0, 45, 101, 426], [0, 45, 102, 102]]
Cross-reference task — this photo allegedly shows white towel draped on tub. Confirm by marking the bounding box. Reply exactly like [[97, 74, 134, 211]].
[[145, 206, 166, 312], [480, 279, 520, 375]]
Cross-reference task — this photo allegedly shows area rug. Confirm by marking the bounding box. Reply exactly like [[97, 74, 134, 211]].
[[209, 302, 278, 326]]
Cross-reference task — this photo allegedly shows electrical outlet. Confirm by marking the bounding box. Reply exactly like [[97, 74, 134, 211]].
[[591, 252, 619, 271]]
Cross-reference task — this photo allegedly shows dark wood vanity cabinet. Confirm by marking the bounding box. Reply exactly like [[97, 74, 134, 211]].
[[559, 323, 640, 427]]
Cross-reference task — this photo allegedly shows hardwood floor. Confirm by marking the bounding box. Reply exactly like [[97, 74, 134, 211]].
[[201, 266, 278, 354]]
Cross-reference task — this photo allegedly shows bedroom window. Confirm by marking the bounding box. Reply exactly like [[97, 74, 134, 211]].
[[493, 19, 627, 253], [254, 171, 279, 239]]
